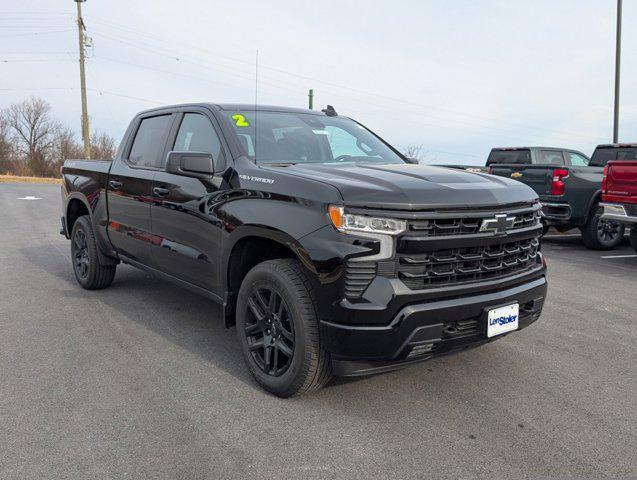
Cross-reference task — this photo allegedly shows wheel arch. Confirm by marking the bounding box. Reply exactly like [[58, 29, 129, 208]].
[[65, 194, 92, 235], [584, 189, 603, 222], [65, 192, 118, 266], [221, 226, 316, 326]]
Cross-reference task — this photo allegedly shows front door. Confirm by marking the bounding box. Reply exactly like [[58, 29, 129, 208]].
[[107, 113, 173, 265], [150, 111, 228, 294]]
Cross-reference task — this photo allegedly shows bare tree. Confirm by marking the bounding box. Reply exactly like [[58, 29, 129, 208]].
[[403, 144, 426, 163], [5, 97, 60, 177], [90, 130, 117, 160], [0, 112, 19, 175], [50, 127, 83, 176]]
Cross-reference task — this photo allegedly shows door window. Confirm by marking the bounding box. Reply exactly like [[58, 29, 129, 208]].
[[565, 152, 589, 166], [174, 113, 224, 170], [128, 115, 172, 168], [538, 150, 565, 165]]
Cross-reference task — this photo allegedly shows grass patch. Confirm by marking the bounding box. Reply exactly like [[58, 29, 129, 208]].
[[0, 175, 61, 185]]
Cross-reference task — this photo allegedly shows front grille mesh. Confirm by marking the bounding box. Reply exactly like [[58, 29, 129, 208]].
[[397, 238, 539, 290], [407, 210, 539, 237]]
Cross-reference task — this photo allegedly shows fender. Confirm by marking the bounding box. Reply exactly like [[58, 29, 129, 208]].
[[219, 221, 379, 325], [220, 224, 314, 292]]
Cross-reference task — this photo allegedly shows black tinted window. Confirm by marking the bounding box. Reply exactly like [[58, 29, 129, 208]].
[[538, 150, 565, 165], [590, 148, 617, 166], [617, 148, 637, 160], [486, 150, 531, 165], [174, 113, 224, 169], [128, 115, 171, 168]]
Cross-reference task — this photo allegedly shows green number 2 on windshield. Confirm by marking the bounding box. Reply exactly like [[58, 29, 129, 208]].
[[232, 114, 250, 127]]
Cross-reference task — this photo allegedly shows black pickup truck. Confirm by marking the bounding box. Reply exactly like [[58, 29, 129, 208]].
[[61, 104, 547, 397], [487, 146, 624, 249]]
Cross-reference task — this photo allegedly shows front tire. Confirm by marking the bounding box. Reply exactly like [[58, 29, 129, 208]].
[[580, 205, 624, 250], [70, 215, 116, 289], [235, 259, 332, 397]]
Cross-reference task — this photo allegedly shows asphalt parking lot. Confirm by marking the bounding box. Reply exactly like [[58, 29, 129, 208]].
[[1, 182, 636, 479]]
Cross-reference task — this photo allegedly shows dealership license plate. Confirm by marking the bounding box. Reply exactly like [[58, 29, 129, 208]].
[[487, 304, 519, 338]]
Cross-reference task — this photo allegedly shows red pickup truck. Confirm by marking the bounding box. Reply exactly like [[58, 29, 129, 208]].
[[601, 157, 637, 252]]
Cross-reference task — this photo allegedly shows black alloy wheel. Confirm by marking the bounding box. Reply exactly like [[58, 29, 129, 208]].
[[597, 218, 622, 244], [73, 228, 90, 279], [235, 259, 332, 397], [244, 286, 295, 376], [581, 205, 624, 250]]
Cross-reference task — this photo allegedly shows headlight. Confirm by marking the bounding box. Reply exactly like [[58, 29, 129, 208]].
[[328, 205, 406, 235]]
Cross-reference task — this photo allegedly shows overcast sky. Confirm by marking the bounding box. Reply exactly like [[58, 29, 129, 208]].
[[1, 0, 635, 165]]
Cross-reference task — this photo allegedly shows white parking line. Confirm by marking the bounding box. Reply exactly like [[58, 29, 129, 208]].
[[600, 254, 637, 259]]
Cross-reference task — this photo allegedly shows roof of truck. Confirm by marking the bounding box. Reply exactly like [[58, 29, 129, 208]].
[[594, 143, 637, 148], [491, 146, 577, 151], [137, 102, 327, 116]]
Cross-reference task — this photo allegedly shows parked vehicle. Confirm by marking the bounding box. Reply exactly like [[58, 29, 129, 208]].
[[61, 104, 547, 397], [601, 155, 637, 252], [487, 146, 624, 249]]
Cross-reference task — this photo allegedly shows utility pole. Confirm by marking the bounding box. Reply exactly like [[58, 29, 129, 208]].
[[613, 0, 622, 143], [75, 0, 91, 159], [308, 89, 314, 110]]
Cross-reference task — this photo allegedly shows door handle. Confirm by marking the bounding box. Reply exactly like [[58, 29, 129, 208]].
[[108, 180, 123, 190], [153, 187, 170, 197]]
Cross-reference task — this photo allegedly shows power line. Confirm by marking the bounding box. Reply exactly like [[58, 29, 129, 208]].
[[87, 21, 608, 143]]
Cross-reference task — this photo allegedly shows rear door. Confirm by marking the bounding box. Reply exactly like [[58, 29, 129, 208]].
[[150, 109, 229, 294], [107, 113, 173, 265]]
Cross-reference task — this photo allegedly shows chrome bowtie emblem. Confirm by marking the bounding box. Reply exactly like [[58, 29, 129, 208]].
[[479, 214, 516, 234]]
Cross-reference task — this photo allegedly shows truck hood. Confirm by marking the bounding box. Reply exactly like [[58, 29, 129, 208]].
[[261, 163, 537, 210]]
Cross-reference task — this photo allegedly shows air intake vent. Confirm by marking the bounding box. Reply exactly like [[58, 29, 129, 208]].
[[344, 261, 376, 299], [407, 342, 437, 359]]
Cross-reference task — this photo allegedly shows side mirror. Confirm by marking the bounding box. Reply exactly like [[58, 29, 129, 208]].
[[404, 157, 420, 164], [166, 151, 214, 178]]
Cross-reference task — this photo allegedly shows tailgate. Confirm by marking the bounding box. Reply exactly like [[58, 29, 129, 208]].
[[606, 160, 637, 203], [489, 164, 553, 196]]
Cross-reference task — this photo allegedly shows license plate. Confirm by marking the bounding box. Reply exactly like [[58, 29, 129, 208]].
[[487, 304, 519, 338]]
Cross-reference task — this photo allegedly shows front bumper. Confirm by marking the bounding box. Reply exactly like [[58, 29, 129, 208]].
[[321, 275, 547, 376], [601, 203, 637, 225]]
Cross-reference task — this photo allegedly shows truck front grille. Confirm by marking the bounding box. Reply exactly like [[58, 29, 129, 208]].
[[396, 237, 540, 290], [343, 204, 542, 298], [407, 209, 539, 237]]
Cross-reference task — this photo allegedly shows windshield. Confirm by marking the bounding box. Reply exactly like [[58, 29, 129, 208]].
[[223, 111, 405, 165]]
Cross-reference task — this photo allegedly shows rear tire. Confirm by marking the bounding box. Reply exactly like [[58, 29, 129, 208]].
[[630, 228, 637, 253], [235, 259, 332, 397], [70, 215, 116, 289], [580, 205, 624, 250]]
